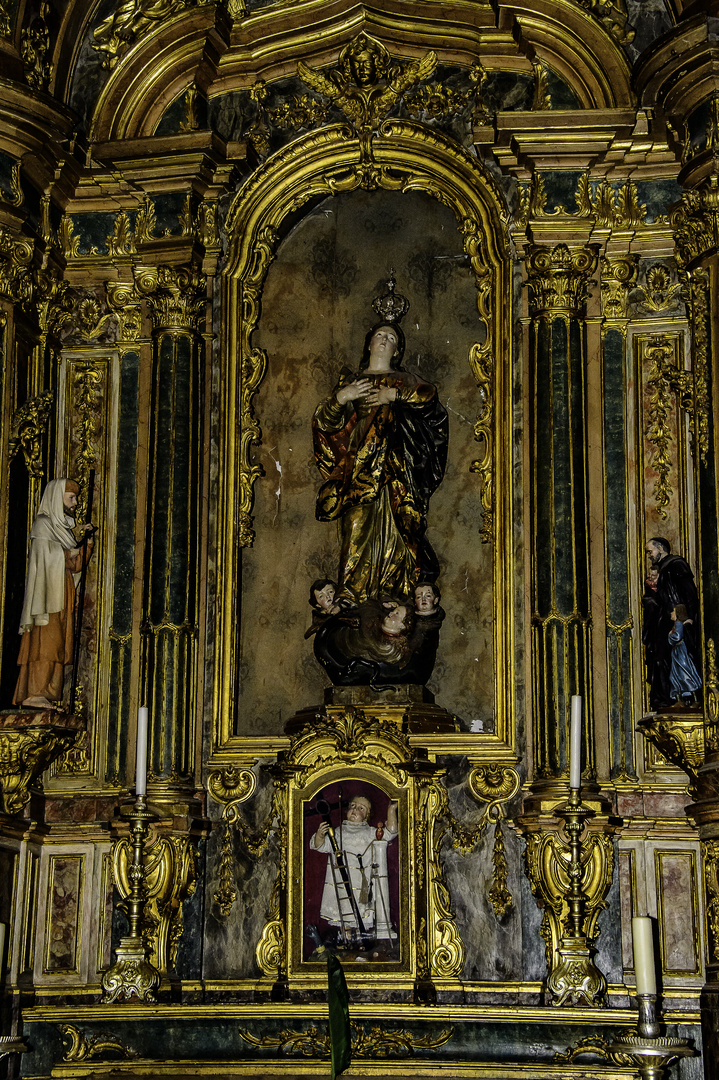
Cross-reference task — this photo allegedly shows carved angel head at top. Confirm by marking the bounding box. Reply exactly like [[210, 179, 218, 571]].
[[339, 34, 391, 89]]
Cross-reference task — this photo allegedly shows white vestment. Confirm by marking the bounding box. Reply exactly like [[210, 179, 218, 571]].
[[311, 821, 397, 939], [19, 479, 79, 633]]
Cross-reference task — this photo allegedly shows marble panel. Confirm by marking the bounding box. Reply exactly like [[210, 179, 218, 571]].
[[656, 851, 701, 976], [618, 848, 636, 974], [43, 855, 83, 974]]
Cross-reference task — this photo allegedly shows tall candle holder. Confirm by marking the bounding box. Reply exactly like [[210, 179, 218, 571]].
[[545, 788, 607, 1006], [610, 993, 695, 1078], [101, 793, 161, 1004]]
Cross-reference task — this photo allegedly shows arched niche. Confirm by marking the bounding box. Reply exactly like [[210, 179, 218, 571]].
[[214, 120, 517, 758]]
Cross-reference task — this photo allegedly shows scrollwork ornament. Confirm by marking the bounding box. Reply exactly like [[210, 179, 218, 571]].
[[208, 766, 256, 807], [705, 638, 719, 756], [0, 229, 34, 304], [575, 0, 635, 45], [644, 335, 693, 519], [60, 1024, 136, 1063], [702, 839, 719, 964], [21, 2, 52, 91], [0, 0, 10, 36], [238, 347, 267, 547], [8, 390, 53, 479], [239, 1022, 452, 1058], [685, 268, 710, 465]]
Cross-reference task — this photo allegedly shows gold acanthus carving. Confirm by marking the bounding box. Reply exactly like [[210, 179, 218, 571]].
[[671, 175, 719, 270], [107, 211, 136, 258], [112, 832, 198, 974], [0, 162, 23, 207], [92, 0, 202, 69], [702, 839, 719, 964], [526, 244, 598, 315], [531, 61, 551, 111], [0, 717, 81, 814], [683, 94, 719, 164], [600, 255, 638, 320], [514, 174, 645, 229], [239, 1022, 453, 1058], [684, 268, 710, 466], [60, 1024, 136, 1063], [0, 0, 10, 36], [132, 263, 206, 332], [633, 264, 685, 314], [297, 33, 437, 135], [8, 391, 53, 479], [21, 2, 52, 91], [575, 0, 634, 46], [637, 713, 705, 786], [106, 281, 142, 341], [644, 335, 692, 520], [0, 229, 34, 303]]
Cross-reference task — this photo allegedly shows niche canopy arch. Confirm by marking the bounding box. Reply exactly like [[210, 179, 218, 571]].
[[216, 35, 514, 756]]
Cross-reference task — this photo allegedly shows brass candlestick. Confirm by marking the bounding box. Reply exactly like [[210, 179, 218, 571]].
[[610, 993, 695, 1078], [101, 794, 161, 1004], [546, 788, 606, 1006]]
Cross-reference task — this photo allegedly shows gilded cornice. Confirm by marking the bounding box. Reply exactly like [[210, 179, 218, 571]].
[[635, 14, 719, 121], [526, 243, 598, 314], [90, 4, 231, 141], [507, 0, 633, 108]]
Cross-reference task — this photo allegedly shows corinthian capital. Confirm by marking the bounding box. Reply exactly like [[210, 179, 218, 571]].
[[526, 244, 598, 315], [671, 174, 719, 270], [600, 255, 638, 320], [132, 264, 206, 333]]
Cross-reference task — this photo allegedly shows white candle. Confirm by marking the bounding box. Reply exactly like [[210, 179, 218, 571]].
[[569, 695, 582, 790], [632, 916, 657, 995], [135, 707, 148, 797]]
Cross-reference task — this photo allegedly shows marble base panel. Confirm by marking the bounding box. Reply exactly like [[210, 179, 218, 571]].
[[18, 1005, 702, 1079]]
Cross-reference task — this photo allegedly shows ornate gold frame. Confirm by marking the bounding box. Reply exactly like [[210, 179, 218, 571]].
[[214, 116, 514, 762]]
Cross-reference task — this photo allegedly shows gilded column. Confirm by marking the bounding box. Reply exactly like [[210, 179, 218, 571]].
[[599, 255, 638, 781], [527, 243, 597, 792], [134, 265, 205, 805]]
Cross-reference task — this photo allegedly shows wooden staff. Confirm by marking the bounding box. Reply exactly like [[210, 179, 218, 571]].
[[69, 469, 95, 714]]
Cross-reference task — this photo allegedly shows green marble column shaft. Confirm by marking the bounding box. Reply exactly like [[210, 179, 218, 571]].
[[139, 266, 205, 797], [528, 244, 596, 784]]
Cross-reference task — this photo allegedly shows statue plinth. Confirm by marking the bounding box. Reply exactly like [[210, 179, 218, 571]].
[[0, 709, 84, 815], [285, 689, 458, 736]]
